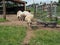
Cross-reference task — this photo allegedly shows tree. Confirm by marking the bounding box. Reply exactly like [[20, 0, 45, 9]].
[[59, 0, 60, 3]]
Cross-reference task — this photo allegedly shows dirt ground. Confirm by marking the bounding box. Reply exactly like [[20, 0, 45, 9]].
[[0, 14, 27, 26], [0, 14, 60, 45]]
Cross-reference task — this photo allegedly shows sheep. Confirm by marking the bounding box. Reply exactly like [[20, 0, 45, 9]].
[[17, 10, 29, 21], [17, 10, 34, 26], [21, 11, 32, 21], [17, 10, 23, 21], [24, 11, 34, 26], [22, 11, 30, 16], [25, 15, 34, 26]]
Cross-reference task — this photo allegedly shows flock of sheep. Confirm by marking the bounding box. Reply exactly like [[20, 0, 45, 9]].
[[17, 10, 34, 26]]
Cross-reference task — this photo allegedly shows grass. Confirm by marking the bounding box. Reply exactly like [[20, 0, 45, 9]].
[[0, 25, 27, 45], [57, 19, 60, 24], [29, 30, 60, 45], [0, 18, 8, 22]]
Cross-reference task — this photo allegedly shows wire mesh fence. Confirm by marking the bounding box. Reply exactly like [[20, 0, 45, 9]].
[[27, 2, 60, 23]]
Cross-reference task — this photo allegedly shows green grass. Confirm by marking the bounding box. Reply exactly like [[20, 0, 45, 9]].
[[57, 19, 60, 24], [0, 18, 8, 22], [0, 26, 27, 45], [29, 30, 60, 45]]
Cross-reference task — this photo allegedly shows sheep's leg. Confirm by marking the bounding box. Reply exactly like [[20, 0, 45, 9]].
[[21, 16, 24, 21], [27, 22, 32, 27], [29, 23, 31, 26], [18, 16, 23, 21], [27, 23, 30, 26], [23, 17, 25, 21], [21, 15, 26, 21], [18, 16, 20, 21]]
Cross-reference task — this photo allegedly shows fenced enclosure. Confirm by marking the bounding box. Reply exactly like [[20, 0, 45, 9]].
[[27, 2, 60, 24]]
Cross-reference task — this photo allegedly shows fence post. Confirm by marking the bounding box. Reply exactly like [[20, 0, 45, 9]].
[[2, 0, 6, 19]]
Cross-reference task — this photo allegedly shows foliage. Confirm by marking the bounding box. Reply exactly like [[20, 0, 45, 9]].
[[59, 0, 60, 3]]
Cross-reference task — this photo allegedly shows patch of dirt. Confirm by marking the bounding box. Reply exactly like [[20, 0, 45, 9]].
[[22, 30, 34, 45], [0, 15, 27, 26]]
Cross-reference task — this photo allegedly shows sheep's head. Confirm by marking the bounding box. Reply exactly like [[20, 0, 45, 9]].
[[26, 19, 32, 26]]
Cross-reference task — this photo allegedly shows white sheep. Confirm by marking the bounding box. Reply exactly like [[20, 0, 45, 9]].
[[23, 11, 30, 16], [17, 10, 34, 26], [24, 11, 34, 26], [17, 10, 23, 21]]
